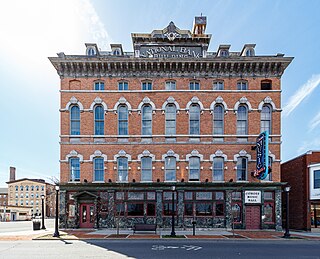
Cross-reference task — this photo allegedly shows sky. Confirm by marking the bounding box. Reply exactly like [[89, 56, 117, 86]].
[[0, 0, 320, 187]]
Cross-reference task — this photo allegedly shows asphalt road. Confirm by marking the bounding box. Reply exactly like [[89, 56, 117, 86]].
[[87, 239, 320, 259], [0, 239, 319, 259]]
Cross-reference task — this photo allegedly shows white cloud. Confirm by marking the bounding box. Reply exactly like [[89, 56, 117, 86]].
[[297, 137, 320, 154], [282, 74, 320, 117], [309, 110, 320, 131], [76, 0, 112, 49]]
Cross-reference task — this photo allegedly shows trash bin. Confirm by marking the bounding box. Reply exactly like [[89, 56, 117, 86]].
[[33, 220, 41, 230]]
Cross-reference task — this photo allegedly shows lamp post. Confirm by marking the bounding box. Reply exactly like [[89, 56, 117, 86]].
[[170, 186, 176, 237], [283, 185, 291, 238], [53, 185, 60, 237], [41, 194, 46, 229]]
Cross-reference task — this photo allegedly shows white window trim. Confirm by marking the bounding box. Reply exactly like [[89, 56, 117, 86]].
[[234, 96, 252, 113], [89, 97, 108, 112], [65, 150, 83, 162], [258, 96, 277, 111], [186, 96, 204, 112], [137, 97, 156, 114], [89, 150, 107, 161], [63, 96, 84, 112], [186, 150, 203, 161], [114, 150, 132, 161], [162, 96, 180, 112], [137, 150, 156, 161], [113, 97, 132, 113], [210, 96, 228, 113]]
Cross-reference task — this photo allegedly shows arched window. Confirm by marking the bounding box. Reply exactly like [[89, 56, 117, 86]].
[[213, 157, 224, 181], [26, 185, 29, 191], [118, 105, 128, 135], [165, 156, 176, 181], [70, 105, 80, 135], [15, 186, 18, 191], [94, 105, 104, 135], [189, 104, 200, 135], [69, 157, 80, 181], [236, 157, 247, 181], [20, 186, 23, 191], [142, 105, 152, 135], [237, 81, 248, 90], [117, 157, 128, 182], [213, 104, 224, 135], [189, 157, 200, 181], [165, 104, 176, 135], [261, 105, 272, 134], [141, 157, 152, 181], [237, 105, 248, 135], [94, 157, 104, 182]]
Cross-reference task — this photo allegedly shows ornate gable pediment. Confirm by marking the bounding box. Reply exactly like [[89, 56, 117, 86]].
[[151, 21, 191, 40]]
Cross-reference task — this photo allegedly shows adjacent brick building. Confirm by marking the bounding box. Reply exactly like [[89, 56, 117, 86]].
[[6, 167, 56, 219], [50, 17, 292, 229], [281, 151, 320, 230]]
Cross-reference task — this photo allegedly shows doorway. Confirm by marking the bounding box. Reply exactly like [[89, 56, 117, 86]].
[[79, 203, 95, 228], [246, 206, 261, 229]]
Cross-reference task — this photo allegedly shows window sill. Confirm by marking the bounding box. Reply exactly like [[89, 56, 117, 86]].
[[92, 181, 105, 183], [68, 181, 81, 183]]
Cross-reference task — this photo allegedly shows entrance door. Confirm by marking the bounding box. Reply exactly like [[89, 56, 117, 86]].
[[246, 206, 261, 229], [79, 204, 95, 228]]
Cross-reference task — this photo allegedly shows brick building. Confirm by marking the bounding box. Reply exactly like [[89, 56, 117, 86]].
[[281, 151, 320, 230], [49, 17, 292, 229], [6, 167, 56, 219]]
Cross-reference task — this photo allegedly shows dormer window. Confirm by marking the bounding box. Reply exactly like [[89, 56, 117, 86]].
[[220, 50, 229, 57], [87, 48, 96, 56], [245, 48, 255, 57], [113, 49, 120, 56]]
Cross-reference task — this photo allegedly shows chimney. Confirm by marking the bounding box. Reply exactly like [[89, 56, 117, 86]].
[[9, 167, 16, 182]]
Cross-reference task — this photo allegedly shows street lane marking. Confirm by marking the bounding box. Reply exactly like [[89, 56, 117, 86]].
[[151, 245, 202, 251]]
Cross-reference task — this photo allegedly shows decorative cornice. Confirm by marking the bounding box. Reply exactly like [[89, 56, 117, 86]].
[[49, 56, 294, 78]]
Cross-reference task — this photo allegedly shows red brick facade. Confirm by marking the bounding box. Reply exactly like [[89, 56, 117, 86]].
[[281, 151, 320, 230], [50, 18, 292, 229]]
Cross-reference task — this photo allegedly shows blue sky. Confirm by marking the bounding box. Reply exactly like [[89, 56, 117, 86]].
[[0, 0, 319, 187]]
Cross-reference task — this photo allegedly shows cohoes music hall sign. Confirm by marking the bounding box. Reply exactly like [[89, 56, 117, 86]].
[[139, 46, 202, 58]]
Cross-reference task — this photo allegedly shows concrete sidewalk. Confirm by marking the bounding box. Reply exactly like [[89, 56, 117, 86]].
[[1, 225, 320, 241], [32, 228, 320, 241]]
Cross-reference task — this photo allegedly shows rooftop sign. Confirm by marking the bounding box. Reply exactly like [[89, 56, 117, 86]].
[[139, 46, 202, 58]]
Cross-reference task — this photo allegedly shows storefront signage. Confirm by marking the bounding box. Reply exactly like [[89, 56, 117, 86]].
[[253, 131, 269, 180], [139, 46, 202, 58], [245, 191, 261, 204]]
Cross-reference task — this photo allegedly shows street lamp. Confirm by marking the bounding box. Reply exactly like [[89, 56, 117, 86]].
[[53, 185, 60, 237], [170, 185, 176, 237], [283, 185, 291, 238], [41, 194, 46, 229]]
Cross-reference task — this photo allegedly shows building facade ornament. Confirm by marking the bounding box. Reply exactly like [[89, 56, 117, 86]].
[[258, 96, 277, 111], [186, 150, 204, 161], [210, 150, 228, 161]]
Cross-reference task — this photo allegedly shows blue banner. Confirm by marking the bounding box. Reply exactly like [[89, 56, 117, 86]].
[[254, 131, 269, 180]]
